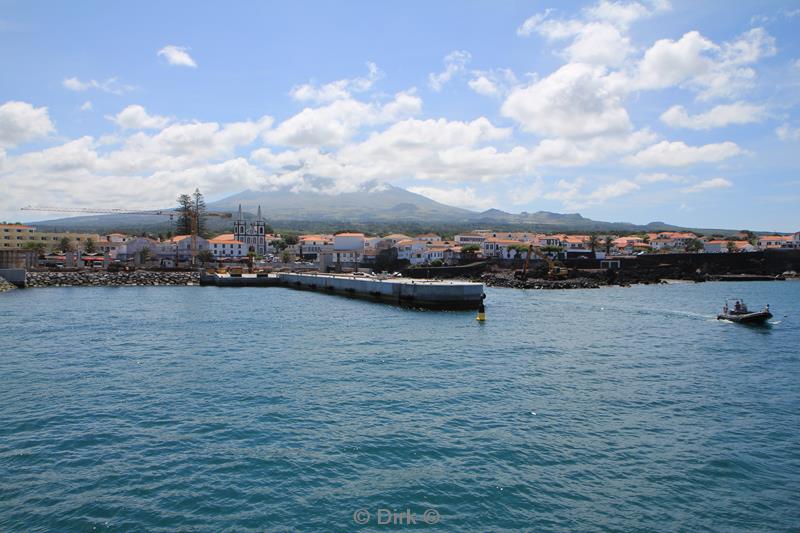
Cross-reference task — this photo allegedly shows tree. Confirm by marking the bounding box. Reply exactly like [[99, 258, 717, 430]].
[[726, 240, 737, 253], [461, 244, 480, 254], [604, 236, 614, 255], [283, 234, 299, 245], [139, 246, 152, 263], [22, 241, 47, 256], [176, 194, 193, 235], [588, 234, 599, 253], [84, 238, 97, 254], [197, 249, 215, 265], [685, 239, 704, 253], [193, 188, 208, 237], [58, 237, 73, 253], [741, 230, 758, 245], [281, 249, 293, 263]]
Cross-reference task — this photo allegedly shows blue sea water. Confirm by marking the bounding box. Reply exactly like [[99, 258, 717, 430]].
[[1, 282, 798, 532]]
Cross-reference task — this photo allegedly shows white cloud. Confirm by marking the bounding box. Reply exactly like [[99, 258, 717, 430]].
[[583, 0, 670, 28], [562, 22, 633, 67], [290, 62, 383, 103], [157, 45, 197, 67], [635, 172, 689, 183], [108, 105, 171, 130], [62, 76, 133, 94], [0, 101, 55, 148], [468, 75, 499, 96], [543, 178, 585, 203], [265, 91, 421, 148], [519, 2, 671, 67], [253, 116, 527, 193], [428, 50, 471, 91], [502, 63, 631, 138], [544, 177, 640, 209], [634, 28, 776, 100], [80, 101, 93, 112], [517, 9, 554, 36], [528, 129, 657, 167], [625, 140, 742, 167], [635, 31, 717, 90], [467, 68, 517, 97], [776, 123, 800, 141], [682, 177, 732, 193], [586, 179, 640, 204], [660, 102, 766, 129], [407, 185, 497, 210]]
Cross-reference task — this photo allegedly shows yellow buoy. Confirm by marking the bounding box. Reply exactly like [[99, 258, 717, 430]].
[[476, 294, 486, 321]]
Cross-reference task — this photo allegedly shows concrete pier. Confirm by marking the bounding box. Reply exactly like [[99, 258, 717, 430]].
[[200, 271, 485, 310]]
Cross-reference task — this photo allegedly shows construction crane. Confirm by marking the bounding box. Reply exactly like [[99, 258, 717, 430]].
[[20, 205, 232, 266], [516, 243, 568, 280]]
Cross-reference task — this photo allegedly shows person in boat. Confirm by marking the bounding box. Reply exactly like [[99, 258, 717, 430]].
[[723, 303, 729, 314], [734, 300, 741, 312]]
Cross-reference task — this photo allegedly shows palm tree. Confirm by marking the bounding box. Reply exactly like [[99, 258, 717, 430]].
[[589, 233, 599, 253], [604, 236, 614, 255], [197, 249, 215, 265], [22, 241, 47, 257], [83, 238, 97, 254]]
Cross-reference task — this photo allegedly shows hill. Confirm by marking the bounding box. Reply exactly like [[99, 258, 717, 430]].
[[27, 182, 738, 236]]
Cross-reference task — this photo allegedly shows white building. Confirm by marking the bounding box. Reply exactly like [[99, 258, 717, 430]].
[[330, 233, 366, 267], [482, 238, 526, 260], [298, 235, 333, 261], [455, 234, 486, 245], [333, 233, 365, 252], [233, 204, 268, 255], [209, 234, 246, 258], [170, 235, 210, 262]]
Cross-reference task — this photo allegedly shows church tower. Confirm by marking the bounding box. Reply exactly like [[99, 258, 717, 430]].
[[232, 204, 267, 255]]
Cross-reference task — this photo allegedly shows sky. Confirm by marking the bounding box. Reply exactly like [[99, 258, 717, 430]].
[[1, 0, 798, 231]]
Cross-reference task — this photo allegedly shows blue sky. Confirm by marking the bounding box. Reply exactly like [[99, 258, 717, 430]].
[[1, 0, 798, 230]]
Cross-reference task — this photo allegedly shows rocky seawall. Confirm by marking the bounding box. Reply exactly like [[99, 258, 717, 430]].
[[0, 276, 17, 293], [477, 272, 602, 289], [26, 271, 200, 288]]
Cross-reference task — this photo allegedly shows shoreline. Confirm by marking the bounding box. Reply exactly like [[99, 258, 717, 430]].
[[5, 270, 794, 291]]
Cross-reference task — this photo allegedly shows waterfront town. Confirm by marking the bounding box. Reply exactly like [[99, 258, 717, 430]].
[[2, 205, 799, 272]]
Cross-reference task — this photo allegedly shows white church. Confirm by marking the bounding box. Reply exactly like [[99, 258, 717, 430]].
[[233, 204, 268, 255]]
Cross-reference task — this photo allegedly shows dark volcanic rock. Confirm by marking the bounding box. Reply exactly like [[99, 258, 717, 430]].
[[25, 271, 199, 288], [478, 272, 600, 290]]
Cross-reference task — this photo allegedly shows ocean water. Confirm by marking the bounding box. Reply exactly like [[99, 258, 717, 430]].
[[1, 282, 798, 532]]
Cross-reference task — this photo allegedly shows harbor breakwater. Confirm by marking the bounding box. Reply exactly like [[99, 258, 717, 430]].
[[0, 276, 16, 293], [25, 271, 199, 288]]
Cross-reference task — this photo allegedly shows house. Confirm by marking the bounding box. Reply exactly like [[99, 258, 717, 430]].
[[331, 233, 366, 267], [454, 234, 486, 245], [757, 235, 792, 250], [410, 246, 447, 265], [298, 235, 333, 261], [414, 233, 442, 244], [650, 232, 698, 251], [170, 235, 210, 263], [539, 235, 564, 248], [704, 240, 756, 253], [482, 238, 526, 260], [382, 233, 413, 246], [209, 234, 246, 259]]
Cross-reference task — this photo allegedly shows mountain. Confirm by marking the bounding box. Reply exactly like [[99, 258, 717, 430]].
[[209, 182, 474, 221], [26, 182, 736, 235]]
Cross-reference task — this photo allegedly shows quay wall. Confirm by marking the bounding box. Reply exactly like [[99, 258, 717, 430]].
[[0, 268, 27, 288], [278, 273, 484, 310]]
